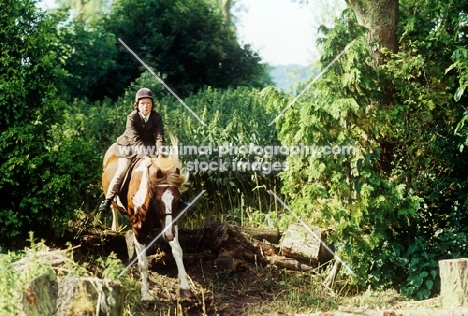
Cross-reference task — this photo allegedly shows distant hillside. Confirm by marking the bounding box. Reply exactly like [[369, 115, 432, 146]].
[[269, 64, 315, 91]]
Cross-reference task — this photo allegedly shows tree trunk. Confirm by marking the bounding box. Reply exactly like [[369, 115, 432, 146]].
[[439, 258, 468, 308], [345, 0, 399, 68], [345, 0, 399, 175], [220, 0, 230, 23]]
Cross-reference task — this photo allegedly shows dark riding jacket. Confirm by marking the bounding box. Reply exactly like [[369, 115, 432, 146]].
[[115, 110, 165, 158]]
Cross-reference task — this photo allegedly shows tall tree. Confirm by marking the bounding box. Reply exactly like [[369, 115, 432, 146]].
[[95, 0, 270, 101]]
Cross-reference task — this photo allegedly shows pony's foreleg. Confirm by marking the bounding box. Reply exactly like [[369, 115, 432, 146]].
[[168, 225, 192, 299], [111, 206, 119, 232], [133, 234, 154, 301]]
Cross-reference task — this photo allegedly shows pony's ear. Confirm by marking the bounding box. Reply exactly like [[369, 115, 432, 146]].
[[175, 168, 180, 175], [156, 169, 164, 179]]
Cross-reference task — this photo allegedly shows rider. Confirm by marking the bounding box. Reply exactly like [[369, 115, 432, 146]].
[[99, 87, 165, 212]]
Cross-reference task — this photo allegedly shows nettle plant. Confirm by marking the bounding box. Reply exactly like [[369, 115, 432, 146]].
[[160, 85, 284, 210]]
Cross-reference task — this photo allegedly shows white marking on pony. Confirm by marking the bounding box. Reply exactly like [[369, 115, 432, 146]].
[[132, 163, 149, 213], [168, 226, 190, 291], [161, 190, 174, 240], [111, 206, 119, 232], [133, 233, 154, 301]]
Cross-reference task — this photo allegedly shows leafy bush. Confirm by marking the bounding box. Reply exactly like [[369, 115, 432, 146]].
[[271, 8, 468, 299]]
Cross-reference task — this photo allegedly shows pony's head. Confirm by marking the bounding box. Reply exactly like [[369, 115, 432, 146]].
[[145, 138, 189, 241]]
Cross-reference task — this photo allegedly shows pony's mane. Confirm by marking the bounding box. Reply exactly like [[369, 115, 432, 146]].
[[149, 135, 189, 191]]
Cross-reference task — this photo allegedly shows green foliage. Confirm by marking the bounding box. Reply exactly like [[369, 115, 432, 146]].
[[0, 0, 75, 241], [163, 85, 284, 221], [55, 15, 118, 101], [399, 238, 438, 300], [99, 0, 271, 100], [0, 0, 62, 127], [0, 1, 121, 242], [0, 254, 21, 314], [273, 6, 468, 300], [450, 44, 468, 150]]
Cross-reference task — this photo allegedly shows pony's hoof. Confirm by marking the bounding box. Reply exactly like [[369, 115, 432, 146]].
[[141, 292, 154, 302], [179, 288, 193, 300]]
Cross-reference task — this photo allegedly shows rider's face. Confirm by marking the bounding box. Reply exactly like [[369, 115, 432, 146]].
[[138, 98, 153, 115]]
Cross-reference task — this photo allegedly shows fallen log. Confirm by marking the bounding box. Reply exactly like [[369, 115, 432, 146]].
[[242, 227, 281, 244], [266, 255, 313, 272], [81, 221, 335, 273], [201, 221, 269, 270]]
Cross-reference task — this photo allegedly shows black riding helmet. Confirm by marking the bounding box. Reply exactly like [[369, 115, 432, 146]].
[[135, 88, 153, 101]]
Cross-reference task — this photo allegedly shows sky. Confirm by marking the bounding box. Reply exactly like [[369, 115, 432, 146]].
[[235, 0, 318, 66], [37, 0, 345, 67]]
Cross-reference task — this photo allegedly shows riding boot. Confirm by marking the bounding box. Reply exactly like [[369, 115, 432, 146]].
[[99, 176, 124, 212], [99, 180, 120, 212], [99, 198, 113, 212], [99, 158, 131, 212]]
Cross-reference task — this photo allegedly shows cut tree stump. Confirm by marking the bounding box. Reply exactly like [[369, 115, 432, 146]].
[[17, 272, 58, 316], [439, 258, 468, 308], [279, 223, 334, 265], [57, 276, 125, 316]]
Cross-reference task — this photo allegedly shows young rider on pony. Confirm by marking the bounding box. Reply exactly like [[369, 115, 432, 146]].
[[99, 88, 165, 212]]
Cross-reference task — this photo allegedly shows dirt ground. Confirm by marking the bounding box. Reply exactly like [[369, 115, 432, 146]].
[[73, 225, 468, 316], [75, 225, 284, 315], [133, 255, 274, 315]]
